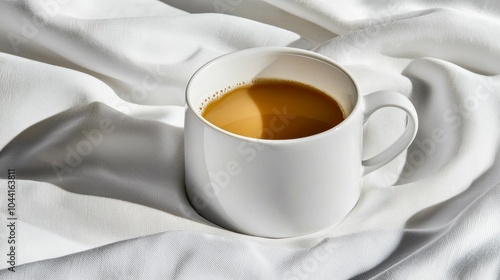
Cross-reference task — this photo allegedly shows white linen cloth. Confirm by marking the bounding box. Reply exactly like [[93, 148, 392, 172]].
[[1, 0, 500, 279]]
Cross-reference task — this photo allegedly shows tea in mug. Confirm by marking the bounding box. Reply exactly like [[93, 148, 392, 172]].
[[202, 79, 345, 140]]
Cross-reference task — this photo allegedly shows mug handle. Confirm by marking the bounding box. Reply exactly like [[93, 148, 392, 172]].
[[362, 90, 418, 175]]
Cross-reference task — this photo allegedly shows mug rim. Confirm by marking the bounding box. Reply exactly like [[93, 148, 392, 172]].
[[185, 46, 362, 144]]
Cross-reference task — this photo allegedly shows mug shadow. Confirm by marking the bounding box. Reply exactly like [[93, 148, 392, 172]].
[[245, 79, 343, 140], [0, 102, 211, 226]]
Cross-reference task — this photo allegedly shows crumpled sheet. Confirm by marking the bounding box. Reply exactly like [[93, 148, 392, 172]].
[[0, 0, 499, 279]]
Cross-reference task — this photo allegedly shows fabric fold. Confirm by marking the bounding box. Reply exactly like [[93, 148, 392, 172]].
[[1, 0, 499, 279]]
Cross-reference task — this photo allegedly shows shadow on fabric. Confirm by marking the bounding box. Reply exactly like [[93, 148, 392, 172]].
[[0, 102, 211, 225], [351, 157, 500, 279]]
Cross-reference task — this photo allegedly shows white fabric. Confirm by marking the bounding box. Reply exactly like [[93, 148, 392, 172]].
[[1, 0, 500, 279]]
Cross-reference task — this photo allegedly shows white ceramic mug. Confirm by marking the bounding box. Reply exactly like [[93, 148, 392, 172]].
[[184, 47, 418, 238]]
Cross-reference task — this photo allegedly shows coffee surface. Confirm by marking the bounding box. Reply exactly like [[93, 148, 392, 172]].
[[202, 79, 345, 140]]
